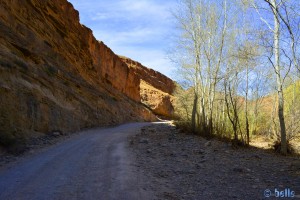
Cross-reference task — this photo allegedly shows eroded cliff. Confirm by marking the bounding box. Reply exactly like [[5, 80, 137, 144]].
[[120, 56, 175, 118], [0, 0, 164, 150]]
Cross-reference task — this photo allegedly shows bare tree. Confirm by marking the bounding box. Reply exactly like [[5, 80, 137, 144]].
[[249, 0, 300, 154], [237, 43, 259, 145], [224, 68, 242, 143], [172, 0, 231, 136], [171, 0, 299, 152]]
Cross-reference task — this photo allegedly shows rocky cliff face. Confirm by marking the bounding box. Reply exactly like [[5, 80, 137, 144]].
[[0, 0, 141, 102], [0, 0, 172, 149], [120, 56, 175, 118], [120, 56, 175, 95], [140, 80, 175, 118]]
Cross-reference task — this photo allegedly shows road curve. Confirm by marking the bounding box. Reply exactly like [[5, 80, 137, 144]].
[[0, 122, 152, 200]]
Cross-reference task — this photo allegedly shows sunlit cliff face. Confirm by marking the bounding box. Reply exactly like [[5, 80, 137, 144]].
[[0, 0, 175, 149]]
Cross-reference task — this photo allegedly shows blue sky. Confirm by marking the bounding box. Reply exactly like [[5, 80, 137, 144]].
[[68, 0, 176, 78]]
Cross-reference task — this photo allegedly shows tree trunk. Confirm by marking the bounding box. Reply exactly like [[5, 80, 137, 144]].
[[191, 92, 198, 133], [245, 66, 250, 145], [271, 0, 287, 154]]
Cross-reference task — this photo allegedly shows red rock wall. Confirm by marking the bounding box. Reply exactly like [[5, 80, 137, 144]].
[[120, 56, 175, 95], [0, 0, 157, 145], [0, 0, 140, 102], [119, 57, 176, 117], [0, 0, 180, 149], [94, 42, 141, 102]]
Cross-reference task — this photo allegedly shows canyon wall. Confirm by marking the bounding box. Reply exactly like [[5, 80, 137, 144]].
[[0, 0, 164, 149], [120, 56, 175, 118], [0, 0, 141, 102], [120, 56, 176, 94]]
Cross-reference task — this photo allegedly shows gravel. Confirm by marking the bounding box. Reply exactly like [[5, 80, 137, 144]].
[[129, 122, 300, 200]]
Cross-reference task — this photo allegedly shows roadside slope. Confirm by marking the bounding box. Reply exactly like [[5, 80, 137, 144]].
[[129, 123, 300, 199]]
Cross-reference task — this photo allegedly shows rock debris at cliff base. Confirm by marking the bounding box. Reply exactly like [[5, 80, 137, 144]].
[[129, 123, 300, 200]]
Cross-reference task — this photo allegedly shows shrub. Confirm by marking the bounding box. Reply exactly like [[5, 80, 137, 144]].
[[174, 120, 193, 134]]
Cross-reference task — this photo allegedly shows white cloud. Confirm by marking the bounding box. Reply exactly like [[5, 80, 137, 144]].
[[93, 26, 166, 47], [68, 0, 176, 78], [118, 0, 172, 20]]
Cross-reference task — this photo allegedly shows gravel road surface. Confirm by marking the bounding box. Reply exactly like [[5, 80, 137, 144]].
[[0, 123, 152, 200]]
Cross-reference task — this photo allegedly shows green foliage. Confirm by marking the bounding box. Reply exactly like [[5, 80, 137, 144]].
[[173, 87, 193, 121], [174, 120, 193, 133], [283, 81, 300, 141], [284, 81, 300, 114]]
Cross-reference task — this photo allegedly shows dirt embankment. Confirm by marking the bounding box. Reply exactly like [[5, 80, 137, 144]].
[[129, 123, 300, 200]]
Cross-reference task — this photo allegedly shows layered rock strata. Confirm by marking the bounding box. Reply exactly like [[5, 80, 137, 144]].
[[0, 0, 157, 146]]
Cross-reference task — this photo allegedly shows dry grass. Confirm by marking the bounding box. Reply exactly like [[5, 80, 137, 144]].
[[250, 135, 300, 155]]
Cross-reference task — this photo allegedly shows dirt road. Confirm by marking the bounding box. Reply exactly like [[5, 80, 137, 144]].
[[0, 123, 152, 200], [1, 122, 299, 200]]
